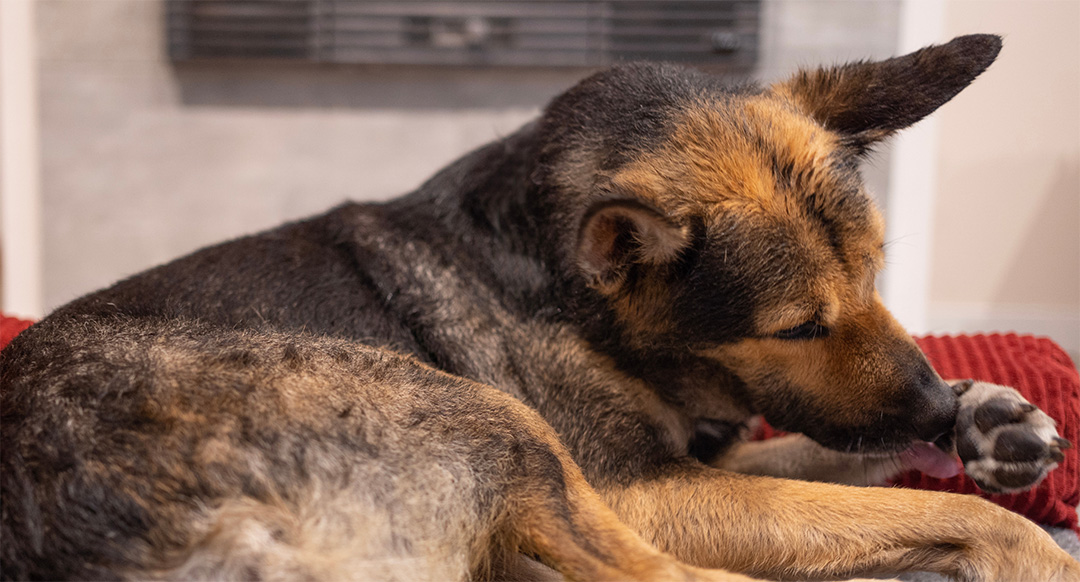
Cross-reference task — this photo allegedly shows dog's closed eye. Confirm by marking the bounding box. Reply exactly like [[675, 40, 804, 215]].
[[774, 321, 829, 340]]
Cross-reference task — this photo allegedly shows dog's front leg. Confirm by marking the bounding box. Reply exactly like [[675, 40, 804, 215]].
[[600, 460, 1080, 581], [713, 434, 926, 486]]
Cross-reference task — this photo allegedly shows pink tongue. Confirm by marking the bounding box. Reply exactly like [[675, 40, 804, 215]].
[[901, 442, 962, 479]]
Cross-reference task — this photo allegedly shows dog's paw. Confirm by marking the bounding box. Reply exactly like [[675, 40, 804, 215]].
[[952, 379, 1071, 494], [959, 497, 1080, 582]]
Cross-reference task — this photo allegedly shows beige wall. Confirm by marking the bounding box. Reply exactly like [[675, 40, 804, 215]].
[[36, 0, 901, 313], [36, 0, 558, 310], [1, 0, 44, 319], [929, 0, 1079, 356]]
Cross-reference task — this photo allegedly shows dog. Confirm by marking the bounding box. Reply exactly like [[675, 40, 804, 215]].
[[2, 34, 1078, 581]]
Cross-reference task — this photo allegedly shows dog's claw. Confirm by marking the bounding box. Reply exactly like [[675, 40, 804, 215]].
[[951, 379, 975, 396], [953, 381, 1067, 494], [1049, 437, 1072, 464]]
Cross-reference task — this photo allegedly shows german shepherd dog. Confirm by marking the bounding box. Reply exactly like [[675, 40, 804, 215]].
[[2, 34, 1078, 581]]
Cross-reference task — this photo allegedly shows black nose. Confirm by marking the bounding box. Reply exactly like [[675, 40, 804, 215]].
[[908, 372, 958, 442]]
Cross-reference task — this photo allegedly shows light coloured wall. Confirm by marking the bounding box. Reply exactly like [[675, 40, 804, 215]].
[[756, 0, 900, 82], [36, 0, 902, 312], [36, 0, 560, 310], [756, 0, 899, 211], [1, 0, 44, 319], [37, 0, 901, 315], [928, 0, 1079, 357]]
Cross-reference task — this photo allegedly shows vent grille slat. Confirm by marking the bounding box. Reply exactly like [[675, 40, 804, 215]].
[[168, 0, 759, 70], [325, 2, 593, 19]]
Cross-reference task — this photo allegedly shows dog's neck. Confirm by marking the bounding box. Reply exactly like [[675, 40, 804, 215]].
[[389, 123, 546, 256], [374, 123, 757, 473], [382, 121, 659, 359]]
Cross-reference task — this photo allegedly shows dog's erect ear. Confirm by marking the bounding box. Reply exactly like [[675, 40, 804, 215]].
[[774, 34, 1002, 152], [577, 200, 689, 290]]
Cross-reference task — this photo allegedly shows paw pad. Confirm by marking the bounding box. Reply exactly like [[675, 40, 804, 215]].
[[953, 381, 1070, 494]]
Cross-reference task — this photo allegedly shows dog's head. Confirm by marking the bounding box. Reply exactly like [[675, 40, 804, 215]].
[[539, 35, 1002, 452]]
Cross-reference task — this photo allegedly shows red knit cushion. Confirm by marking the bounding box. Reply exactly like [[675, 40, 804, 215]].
[[906, 334, 1079, 532], [757, 333, 1078, 532], [1, 317, 1076, 530], [0, 313, 33, 350]]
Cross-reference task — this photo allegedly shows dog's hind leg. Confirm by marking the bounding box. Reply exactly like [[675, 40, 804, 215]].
[[498, 458, 757, 581], [465, 389, 761, 582]]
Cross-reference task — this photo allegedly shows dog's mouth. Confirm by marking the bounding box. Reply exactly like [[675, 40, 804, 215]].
[[811, 423, 961, 478], [859, 437, 961, 479], [897, 441, 961, 478]]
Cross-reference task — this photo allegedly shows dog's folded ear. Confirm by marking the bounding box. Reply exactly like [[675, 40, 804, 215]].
[[773, 34, 1002, 152], [577, 199, 689, 291]]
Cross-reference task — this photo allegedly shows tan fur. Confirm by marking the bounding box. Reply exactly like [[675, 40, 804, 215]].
[[601, 465, 1076, 581], [613, 96, 838, 217], [604, 93, 912, 423], [699, 298, 927, 422]]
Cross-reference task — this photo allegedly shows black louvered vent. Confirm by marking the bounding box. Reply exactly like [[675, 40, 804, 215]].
[[167, 1, 760, 70]]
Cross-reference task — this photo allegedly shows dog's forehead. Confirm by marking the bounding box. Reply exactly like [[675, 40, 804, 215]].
[[614, 94, 845, 212], [643, 93, 877, 220], [615, 93, 886, 308]]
